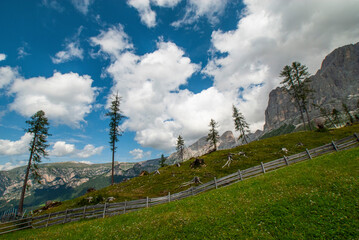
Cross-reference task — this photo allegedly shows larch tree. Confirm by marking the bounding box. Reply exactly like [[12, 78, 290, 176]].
[[206, 119, 220, 151], [176, 135, 185, 162], [106, 93, 124, 185], [280, 62, 313, 130], [342, 102, 354, 124], [232, 105, 250, 144], [18, 110, 50, 216]]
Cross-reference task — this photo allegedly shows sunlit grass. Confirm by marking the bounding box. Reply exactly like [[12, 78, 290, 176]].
[[39, 124, 359, 214], [5, 146, 358, 239]]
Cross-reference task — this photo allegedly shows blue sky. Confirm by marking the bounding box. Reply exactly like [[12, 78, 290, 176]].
[[0, 0, 358, 169]]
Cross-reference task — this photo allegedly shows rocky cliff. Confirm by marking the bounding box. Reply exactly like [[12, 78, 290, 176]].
[[165, 131, 237, 164], [0, 159, 160, 212], [264, 42, 359, 131]]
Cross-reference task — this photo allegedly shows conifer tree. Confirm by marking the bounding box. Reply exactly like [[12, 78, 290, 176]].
[[280, 62, 313, 130], [206, 119, 220, 151], [18, 110, 50, 215], [106, 93, 124, 185], [232, 105, 250, 144], [176, 135, 185, 162], [160, 154, 166, 167]]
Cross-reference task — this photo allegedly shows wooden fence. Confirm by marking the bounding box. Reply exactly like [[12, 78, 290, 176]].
[[1, 133, 358, 235]]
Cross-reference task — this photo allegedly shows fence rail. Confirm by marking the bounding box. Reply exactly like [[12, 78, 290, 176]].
[[1, 133, 358, 235]]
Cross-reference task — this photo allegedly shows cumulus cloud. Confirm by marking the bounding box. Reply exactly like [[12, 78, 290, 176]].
[[90, 24, 133, 58], [51, 141, 104, 158], [71, 0, 94, 15], [9, 72, 97, 127], [0, 53, 6, 61], [0, 66, 18, 89], [127, 0, 181, 28], [204, 0, 359, 130], [172, 0, 228, 27], [0, 133, 32, 156], [129, 148, 151, 160]]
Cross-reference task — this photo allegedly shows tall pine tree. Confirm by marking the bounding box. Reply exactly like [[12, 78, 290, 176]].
[[206, 119, 220, 151], [106, 93, 123, 185], [280, 62, 313, 130], [176, 135, 185, 162], [18, 110, 50, 216], [232, 105, 250, 144]]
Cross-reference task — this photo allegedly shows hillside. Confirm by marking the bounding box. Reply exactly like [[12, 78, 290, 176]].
[[37, 124, 359, 214], [5, 143, 358, 239]]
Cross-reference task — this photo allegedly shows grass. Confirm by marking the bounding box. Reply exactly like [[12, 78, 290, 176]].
[[4, 145, 359, 239], [34, 124, 359, 214]]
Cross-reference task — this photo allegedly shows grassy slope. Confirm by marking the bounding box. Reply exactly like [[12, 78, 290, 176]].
[[40, 124, 359, 214], [5, 145, 359, 239]]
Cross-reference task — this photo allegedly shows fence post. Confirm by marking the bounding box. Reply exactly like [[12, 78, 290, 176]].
[[283, 155, 289, 166], [354, 133, 359, 141], [45, 213, 51, 227], [63, 209, 68, 224], [238, 169, 243, 181], [124, 200, 127, 214], [260, 162, 266, 173], [191, 187, 194, 196], [82, 206, 86, 219], [103, 203, 107, 218], [146, 197, 149, 208], [214, 177, 218, 189], [331, 140, 338, 151], [168, 192, 171, 202], [305, 148, 312, 159]]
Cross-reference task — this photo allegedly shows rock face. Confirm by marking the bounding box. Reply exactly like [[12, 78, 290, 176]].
[[264, 42, 359, 131], [0, 159, 160, 212], [165, 131, 237, 164]]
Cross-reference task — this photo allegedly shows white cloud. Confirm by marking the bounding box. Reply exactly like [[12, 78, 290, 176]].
[[0, 161, 27, 171], [127, 0, 181, 28], [0, 53, 6, 61], [52, 42, 83, 64], [103, 40, 201, 150], [172, 0, 228, 27], [71, 0, 94, 15], [51, 141, 104, 158], [129, 148, 151, 160], [41, 0, 64, 12], [50, 141, 76, 157], [52, 27, 84, 64], [0, 133, 32, 156], [76, 144, 104, 158], [204, 0, 359, 131], [9, 72, 97, 128], [90, 24, 133, 58], [0, 66, 18, 89], [17, 43, 30, 59]]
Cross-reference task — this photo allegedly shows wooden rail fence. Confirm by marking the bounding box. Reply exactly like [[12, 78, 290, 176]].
[[1, 133, 358, 235]]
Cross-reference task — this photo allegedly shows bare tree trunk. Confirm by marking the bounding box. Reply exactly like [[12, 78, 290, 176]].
[[304, 105, 312, 130], [18, 135, 36, 216], [111, 141, 115, 185]]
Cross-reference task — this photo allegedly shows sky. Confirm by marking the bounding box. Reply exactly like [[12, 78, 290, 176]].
[[0, 0, 359, 170]]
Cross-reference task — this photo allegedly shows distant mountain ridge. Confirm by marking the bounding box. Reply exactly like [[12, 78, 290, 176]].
[[0, 159, 160, 212]]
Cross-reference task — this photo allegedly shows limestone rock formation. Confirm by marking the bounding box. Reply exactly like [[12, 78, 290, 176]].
[[264, 42, 359, 131]]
